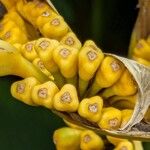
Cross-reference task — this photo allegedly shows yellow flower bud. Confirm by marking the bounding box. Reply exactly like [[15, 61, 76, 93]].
[[53, 127, 81, 150], [36, 10, 57, 28], [53, 45, 78, 78], [4, 11, 27, 34], [114, 141, 134, 150], [108, 94, 137, 109], [121, 109, 133, 128], [98, 107, 122, 130], [79, 40, 104, 81], [53, 84, 79, 112], [41, 15, 69, 39], [11, 77, 40, 106], [31, 81, 59, 109], [0, 0, 16, 10], [80, 130, 104, 150], [13, 43, 22, 52], [16, 0, 25, 18], [60, 32, 82, 49], [21, 41, 38, 61], [0, 20, 16, 36], [78, 40, 104, 97], [133, 56, 150, 67], [35, 39, 65, 88], [32, 58, 53, 80], [133, 39, 150, 61], [35, 38, 60, 73], [1, 27, 28, 44], [88, 56, 125, 96], [31, 1, 50, 19], [102, 69, 138, 98], [22, 2, 38, 25], [78, 96, 103, 122]]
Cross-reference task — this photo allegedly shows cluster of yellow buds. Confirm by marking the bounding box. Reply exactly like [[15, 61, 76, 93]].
[[0, 10, 28, 44], [16, 0, 70, 40], [10, 73, 136, 131], [53, 123, 142, 150], [0, 0, 138, 133], [0, 0, 144, 149]]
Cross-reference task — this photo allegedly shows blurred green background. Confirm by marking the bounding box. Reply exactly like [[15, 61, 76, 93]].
[[0, 0, 150, 149]]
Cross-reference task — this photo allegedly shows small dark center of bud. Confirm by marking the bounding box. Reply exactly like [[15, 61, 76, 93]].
[[36, 2, 45, 8], [120, 146, 128, 150], [88, 103, 98, 113], [51, 18, 60, 26], [25, 43, 33, 52], [0, 47, 6, 51], [39, 40, 50, 50], [111, 61, 120, 71], [38, 88, 48, 99], [4, 31, 11, 39], [65, 37, 74, 46], [60, 92, 72, 103], [109, 118, 119, 128], [59, 48, 70, 58], [136, 42, 143, 49], [87, 50, 97, 61], [83, 134, 91, 143], [42, 11, 50, 17], [37, 60, 45, 69], [16, 83, 25, 94]]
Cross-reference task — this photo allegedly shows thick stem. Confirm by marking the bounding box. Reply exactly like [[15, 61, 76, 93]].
[[15, 55, 49, 83], [66, 76, 77, 88]]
